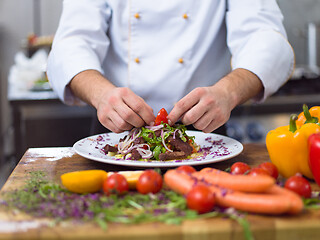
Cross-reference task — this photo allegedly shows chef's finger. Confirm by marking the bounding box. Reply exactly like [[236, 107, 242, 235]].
[[180, 101, 208, 126], [167, 90, 200, 125], [201, 109, 229, 133], [98, 115, 122, 133], [122, 90, 155, 125], [116, 103, 146, 128], [107, 110, 133, 133], [202, 119, 223, 133], [190, 111, 212, 131]]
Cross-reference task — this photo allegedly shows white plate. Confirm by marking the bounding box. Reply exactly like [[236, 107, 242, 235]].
[[73, 131, 243, 168]]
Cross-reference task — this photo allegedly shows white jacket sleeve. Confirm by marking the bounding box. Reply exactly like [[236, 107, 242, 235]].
[[47, 0, 112, 105], [226, 0, 295, 102]]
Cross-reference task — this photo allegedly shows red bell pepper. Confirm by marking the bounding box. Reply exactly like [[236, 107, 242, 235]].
[[154, 108, 168, 125], [308, 133, 320, 186]]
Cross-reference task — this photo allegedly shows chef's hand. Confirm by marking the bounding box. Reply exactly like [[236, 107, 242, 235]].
[[69, 70, 155, 133], [95, 87, 155, 133], [167, 86, 233, 133], [167, 68, 263, 133]]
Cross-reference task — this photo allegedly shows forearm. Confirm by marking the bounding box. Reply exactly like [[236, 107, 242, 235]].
[[212, 68, 264, 109], [69, 70, 116, 109]]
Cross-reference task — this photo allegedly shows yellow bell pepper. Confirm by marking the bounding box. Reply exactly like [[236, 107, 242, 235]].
[[296, 104, 320, 128], [266, 114, 320, 179]]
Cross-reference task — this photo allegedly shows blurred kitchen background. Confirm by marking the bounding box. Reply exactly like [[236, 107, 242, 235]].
[[1, 0, 320, 186]]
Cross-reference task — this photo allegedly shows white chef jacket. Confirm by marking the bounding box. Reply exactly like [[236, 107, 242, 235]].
[[47, 0, 294, 114]]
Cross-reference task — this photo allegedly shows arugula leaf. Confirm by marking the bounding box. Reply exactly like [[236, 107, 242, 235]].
[[153, 145, 162, 160]]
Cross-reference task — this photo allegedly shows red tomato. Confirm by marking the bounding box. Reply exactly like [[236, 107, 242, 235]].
[[176, 165, 196, 174], [284, 174, 312, 198], [186, 185, 215, 214], [137, 170, 163, 194], [230, 162, 251, 175], [154, 108, 168, 125], [248, 167, 270, 177], [27, 33, 37, 45], [103, 173, 129, 195], [258, 162, 279, 179]]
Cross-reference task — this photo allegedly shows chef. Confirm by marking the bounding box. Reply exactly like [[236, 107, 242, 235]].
[[47, 0, 294, 134]]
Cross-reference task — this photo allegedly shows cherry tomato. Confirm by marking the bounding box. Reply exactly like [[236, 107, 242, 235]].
[[154, 108, 168, 125], [230, 162, 251, 175], [137, 170, 163, 194], [248, 167, 270, 177], [27, 33, 37, 45], [258, 162, 279, 179], [176, 165, 196, 174], [284, 174, 312, 198], [103, 173, 129, 195], [186, 185, 215, 214]]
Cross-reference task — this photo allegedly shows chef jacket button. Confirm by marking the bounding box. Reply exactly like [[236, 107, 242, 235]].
[[135, 58, 140, 63], [178, 58, 184, 64], [134, 13, 140, 19], [183, 13, 188, 19]]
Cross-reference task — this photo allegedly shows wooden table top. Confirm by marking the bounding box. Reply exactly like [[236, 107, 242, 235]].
[[0, 144, 320, 240]]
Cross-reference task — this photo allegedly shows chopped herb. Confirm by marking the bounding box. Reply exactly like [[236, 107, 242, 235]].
[[0, 171, 253, 240], [303, 191, 320, 209], [228, 212, 253, 240], [1, 171, 199, 225]]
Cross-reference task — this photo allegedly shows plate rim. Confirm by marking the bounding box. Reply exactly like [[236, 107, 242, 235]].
[[73, 130, 243, 168]]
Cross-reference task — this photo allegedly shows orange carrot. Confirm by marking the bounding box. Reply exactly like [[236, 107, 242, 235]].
[[192, 167, 275, 193], [266, 185, 304, 215], [211, 185, 291, 214], [164, 169, 303, 215], [164, 169, 195, 195]]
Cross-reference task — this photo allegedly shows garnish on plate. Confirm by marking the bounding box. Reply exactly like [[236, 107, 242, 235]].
[[103, 122, 200, 161]]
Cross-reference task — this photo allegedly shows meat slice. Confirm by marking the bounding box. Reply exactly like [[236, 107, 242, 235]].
[[103, 144, 118, 153], [130, 149, 142, 160], [133, 137, 145, 144], [154, 130, 161, 137], [168, 138, 193, 156], [159, 151, 186, 161]]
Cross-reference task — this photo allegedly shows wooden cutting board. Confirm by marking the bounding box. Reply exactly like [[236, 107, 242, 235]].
[[0, 144, 320, 240]]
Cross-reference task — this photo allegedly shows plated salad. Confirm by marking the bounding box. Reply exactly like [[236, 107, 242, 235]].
[[103, 123, 200, 161]]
